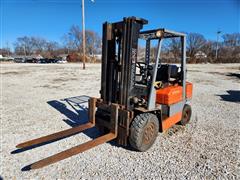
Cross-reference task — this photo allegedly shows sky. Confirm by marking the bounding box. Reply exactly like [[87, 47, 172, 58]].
[[0, 0, 239, 49]]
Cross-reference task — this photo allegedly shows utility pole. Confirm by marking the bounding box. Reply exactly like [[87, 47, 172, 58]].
[[215, 30, 221, 59], [81, 0, 95, 69], [81, 0, 86, 69]]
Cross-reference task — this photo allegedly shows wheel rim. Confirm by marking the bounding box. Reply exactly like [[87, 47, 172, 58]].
[[143, 122, 156, 144], [183, 109, 190, 123]]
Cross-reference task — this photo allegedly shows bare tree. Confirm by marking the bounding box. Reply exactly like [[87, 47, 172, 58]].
[[219, 33, 240, 62], [63, 26, 101, 62], [187, 33, 206, 59], [62, 34, 75, 53], [0, 48, 12, 56], [31, 37, 47, 54], [14, 36, 33, 55], [202, 40, 215, 58], [67, 25, 83, 51], [44, 41, 59, 58], [169, 38, 181, 60], [222, 33, 240, 47], [85, 30, 101, 56]]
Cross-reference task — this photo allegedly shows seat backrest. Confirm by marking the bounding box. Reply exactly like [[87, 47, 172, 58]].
[[169, 65, 179, 79], [156, 64, 180, 82], [156, 65, 169, 82]]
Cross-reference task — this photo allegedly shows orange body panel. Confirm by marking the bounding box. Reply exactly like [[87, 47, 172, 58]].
[[156, 82, 193, 105], [162, 112, 182, 131], [186, 82, 193, 98]]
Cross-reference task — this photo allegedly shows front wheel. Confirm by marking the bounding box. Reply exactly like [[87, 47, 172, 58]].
[[129, 113, 159, 152], [178, 104, 192, 126]]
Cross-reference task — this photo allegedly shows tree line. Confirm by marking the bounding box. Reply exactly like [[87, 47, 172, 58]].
[[146, 32, 240, 63], [167, 32, 240, 63], [1, 26, 239, 63], [1, 25, 102, 62]]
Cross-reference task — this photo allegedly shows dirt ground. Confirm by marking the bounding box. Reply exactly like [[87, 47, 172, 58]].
[[1, 63, 239, 179]]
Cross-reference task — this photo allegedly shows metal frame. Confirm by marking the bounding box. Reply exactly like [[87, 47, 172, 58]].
[[139, 29, 187, 110], [181, 36, 187, 101], [147, 38, 162, 110], [98, 17, 148, 145], [101, 17, 147, 109], [140, 28, 186, 39]]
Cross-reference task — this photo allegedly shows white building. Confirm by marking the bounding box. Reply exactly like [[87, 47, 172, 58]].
[[195, 51, 207, 59], [94, 54, 102, 61]]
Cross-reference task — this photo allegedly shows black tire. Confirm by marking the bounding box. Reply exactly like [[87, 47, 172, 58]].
[[129, 113, 159, 152], [179, 104, 192, 126]]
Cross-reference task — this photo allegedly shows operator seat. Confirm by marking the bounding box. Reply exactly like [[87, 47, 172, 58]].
[[156, 64, 180, 83]]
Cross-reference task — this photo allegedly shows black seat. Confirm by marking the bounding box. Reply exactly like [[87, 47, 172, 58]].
[[156, 64, 180, 82], [156, 65, 169, 82], [169, 65, 179, 79]]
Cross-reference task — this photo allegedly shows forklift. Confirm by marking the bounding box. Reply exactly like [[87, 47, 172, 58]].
[[16, 17, 192, 169]]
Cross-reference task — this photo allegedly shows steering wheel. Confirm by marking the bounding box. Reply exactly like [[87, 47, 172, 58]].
[[136, 62, 146, 68], [136, 62, 147, 74], [136, 62, 153, 71]]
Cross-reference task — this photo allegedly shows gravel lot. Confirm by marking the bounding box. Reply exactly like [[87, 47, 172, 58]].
[[1, 63, 239, 179]]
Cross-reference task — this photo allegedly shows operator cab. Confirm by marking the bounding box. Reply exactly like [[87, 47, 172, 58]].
[[135, 63, 181, 86], [134, 29, 185, 90], [132, 28, 190, 110]]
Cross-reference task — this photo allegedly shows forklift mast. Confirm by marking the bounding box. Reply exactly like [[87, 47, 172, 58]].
[[101, 17, 148, 110], [100, 17, 187, 111]]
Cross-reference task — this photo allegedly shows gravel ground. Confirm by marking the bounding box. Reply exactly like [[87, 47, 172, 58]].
[[1, 63, 239, 179]]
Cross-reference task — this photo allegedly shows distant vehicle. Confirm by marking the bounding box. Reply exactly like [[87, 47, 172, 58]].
[[25, 58, 37, 63], [48, 59, 58, 63], [14, 58, 26, 63], [37, 58, 58, 63], [0, 55, 14, 61], [37, 59, 47, 63], [57, 59, 67, 64]]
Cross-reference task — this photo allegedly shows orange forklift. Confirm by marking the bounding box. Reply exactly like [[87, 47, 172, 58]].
[[16, 17, 192, 169]]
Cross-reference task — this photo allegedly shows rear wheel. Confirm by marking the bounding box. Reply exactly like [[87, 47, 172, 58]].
[[179, 104, 192, 126], [129, 113, 159, 152]]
